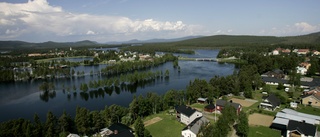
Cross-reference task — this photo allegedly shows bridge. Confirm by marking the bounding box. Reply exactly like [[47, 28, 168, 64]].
[[178, 57, 217, 62], [195, 58, 217, 61]]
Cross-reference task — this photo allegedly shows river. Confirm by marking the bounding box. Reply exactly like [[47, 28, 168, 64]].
[[0, 50, 235, 122]]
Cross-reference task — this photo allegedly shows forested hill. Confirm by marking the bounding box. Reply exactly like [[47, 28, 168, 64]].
[[170, 31, 320, 48], [0, 40, 101, 50], [1, 31, 319, 51]]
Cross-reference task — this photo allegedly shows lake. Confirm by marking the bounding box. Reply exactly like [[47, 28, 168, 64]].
[[0, 50, 236, 122]]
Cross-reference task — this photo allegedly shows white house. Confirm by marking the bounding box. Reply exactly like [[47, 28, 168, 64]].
[[175, 105, 203, 125], [297, 66, 308, 75], [272, 49, 280, 55], [181, 117, 209, 137]]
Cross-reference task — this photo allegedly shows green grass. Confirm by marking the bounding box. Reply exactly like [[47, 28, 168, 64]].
[[296, 105, 320, 116], [249, 126, 281, 137], [190, 103, 206, 110], [144, 111, 185, 137]]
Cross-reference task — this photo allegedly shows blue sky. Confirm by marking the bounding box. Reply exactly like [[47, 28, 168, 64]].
[[0, 0, 319, 42]]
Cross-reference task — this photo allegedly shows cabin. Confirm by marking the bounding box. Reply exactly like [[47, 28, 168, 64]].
[[197, 98, 207, 104]]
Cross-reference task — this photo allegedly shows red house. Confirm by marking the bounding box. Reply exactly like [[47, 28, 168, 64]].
[[215, 99, 242, 115], [204, 104, 215, 113]]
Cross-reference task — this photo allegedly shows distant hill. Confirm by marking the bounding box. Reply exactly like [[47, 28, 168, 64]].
[[0, 40, 100, 51], [105, 36, 203, 44], [1, 32, 319, 51]]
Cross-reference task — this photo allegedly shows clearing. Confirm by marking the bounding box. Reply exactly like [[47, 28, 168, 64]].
[[230, 98, 257, 107], [144, 117, 162, 127], [248, 113, 274, 127]]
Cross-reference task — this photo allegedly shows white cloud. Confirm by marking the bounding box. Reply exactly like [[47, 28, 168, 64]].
[[294, 22, 318, 32], [259, 22, 320, 36], [0, 0, 200, 42]]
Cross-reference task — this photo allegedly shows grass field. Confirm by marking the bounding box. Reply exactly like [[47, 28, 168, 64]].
[[296, 105, 320, 116], [249, 126, 281, 137], [248, 113, 274, 127], [144, 111, 185, 137]]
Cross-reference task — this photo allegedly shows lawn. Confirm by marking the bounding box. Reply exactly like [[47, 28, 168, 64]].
[[249, 126, 281, 137], [190, 103, 206, 111], [296, 105, 320, 116], [144, 111, 185, 137]]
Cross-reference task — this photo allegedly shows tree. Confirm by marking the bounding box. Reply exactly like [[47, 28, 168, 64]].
[[58, 111, 73, 134], [33, 114, 43, 137], [236, 111, 249, 137], [75, 107, 91, 135], [134, 117, 145, 137], [45, 111, 57, 137]]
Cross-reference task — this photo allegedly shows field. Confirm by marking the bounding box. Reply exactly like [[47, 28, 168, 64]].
[[249, 126, 281, 137], [230, 98, 257, 107], [144, 111, 185, 137], [144, 117, 162, 126], [248, 113, 274, 127]]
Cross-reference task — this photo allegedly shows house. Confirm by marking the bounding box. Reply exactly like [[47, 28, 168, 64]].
[[67, 133, 80, 137], [272, 49, 280, 55], [287, 120, 318, 137], [261, 69, 285, 79], [99, 123, 134, 137], [175, 105, 203, 125], [271, 109, 320, 129], [259, 94, 281, 111], [300, 62, 312, 70], [301, 92, 320, 107], [282, 49, 291, 54], [312, 50, 320, 56], [197, 98, 207, 104], [297, 49, 310, 55], [297, 66, 308, 75], [262, 77, 290, 86], [181, 117, 209, 137], [204, 104, 215, 113], [215, 99, 242, 114]]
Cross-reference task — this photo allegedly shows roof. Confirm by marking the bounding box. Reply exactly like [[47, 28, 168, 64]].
[[216, 99, 241, 110], [197, 98, 207, 102], [281, 108, 320, 121], [261, 77, 288, 84], [204, 104, 215, 109], [262, 94, 281, 108], [67, 134, 80, 137], [182, 117, 209, 134], [175, 105, 197, 117], [287, 120, 316, 136], [272, 117, 289, 126], [276, 112, 316, 125], [108, 123, 134, 137]]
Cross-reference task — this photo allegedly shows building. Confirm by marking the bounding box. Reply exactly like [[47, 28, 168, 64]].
[[297, 66, 308, 75], [181, 117, 209, 137], [296, 49, 310, 55], [175, 105, 203, 125], [215, 99, 242, 114], [204, 104, 215, 113], [259, 94, 281, 111], [67, 133, 80, 137], [261, 69, 285, 79], [272, 49, 280, 55], [197, 98, 207, 104], [301, 92, 320, 107], [99, 123, 134, 137], [286, 120, 318, 137]]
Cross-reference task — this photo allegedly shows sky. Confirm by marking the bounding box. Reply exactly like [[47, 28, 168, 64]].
[[0, 0, 320, 43]]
